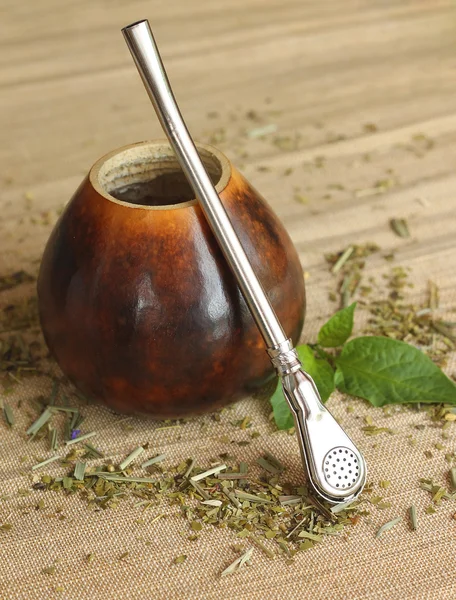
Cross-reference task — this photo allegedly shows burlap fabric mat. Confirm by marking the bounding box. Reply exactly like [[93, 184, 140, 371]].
[[0, 186, 455, 599]]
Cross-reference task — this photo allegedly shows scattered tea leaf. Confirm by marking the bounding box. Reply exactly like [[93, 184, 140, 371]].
[[294, 193, 310, 205], [3, 403, 14, 428], [63, 476, 73, 490], [235, 490, 273, 504], [49, 427, 58, 452], [450, 468, 456, 491], [141, 454, 166, 469], [74, 462, 86, 481], [32, 455, 60, 471], [256, 457, 280, 474], [49, 406, 79, 414], [297, 531, 322, 542], [191, 465, 226, 481], [409, 505, 417, 531], [247, 124, 277, 139], [428, 281, 439, 310], [331, 246, 355, 275], [263, 452, 283, 471], [119, 447, 145, 471], [65, 432, 97, 446], [49, 379, 59, 406], [389, 218, 410, 238], [83, 443, 104, 459], [221, 547, 253, 576], [376, 517, 402, 538], [251, 537, 274, 558], [201, 500, 223, 507], [98, 474, 157, 484], [217, 473, 248, 480], [26, 408, 53, 437], [379, 480, 391, 489]]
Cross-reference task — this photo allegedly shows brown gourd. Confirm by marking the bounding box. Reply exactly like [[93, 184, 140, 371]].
[[37, 141, 305, 418]]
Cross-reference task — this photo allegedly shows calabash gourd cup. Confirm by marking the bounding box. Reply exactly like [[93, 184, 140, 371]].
[[37, 140, 306, 418]]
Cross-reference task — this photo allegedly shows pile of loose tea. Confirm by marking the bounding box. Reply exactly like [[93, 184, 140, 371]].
[[32, 448, 367, 560], [325, 245, 455, 369], [0, 271, 42, 395], [324, 243, 381, 307], [364, 271, 454, 367]]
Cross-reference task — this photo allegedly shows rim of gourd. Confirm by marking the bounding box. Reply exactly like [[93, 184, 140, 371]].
[[90, 140, 231, 211]]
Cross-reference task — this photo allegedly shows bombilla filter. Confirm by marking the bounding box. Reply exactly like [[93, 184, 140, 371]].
[[122, 19, 367, 505]]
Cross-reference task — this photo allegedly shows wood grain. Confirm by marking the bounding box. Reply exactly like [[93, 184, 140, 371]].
[[0, 2, 455, 599], [1, 2, 455, 290]]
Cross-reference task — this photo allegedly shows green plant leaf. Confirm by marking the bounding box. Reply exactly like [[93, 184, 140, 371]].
[[270, 380, 294, 431], [317, 302, 356, 348], [335, 336, 456, 407], [269, 345, 335, 430], [296, 345, 335, 402]]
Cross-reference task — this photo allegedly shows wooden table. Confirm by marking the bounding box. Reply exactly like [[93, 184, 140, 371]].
[[2, 0, 456, 304], [1, 2, 455, 599]]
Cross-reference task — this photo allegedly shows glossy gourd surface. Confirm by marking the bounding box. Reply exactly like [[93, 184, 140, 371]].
[[37, 141, 305, 417]]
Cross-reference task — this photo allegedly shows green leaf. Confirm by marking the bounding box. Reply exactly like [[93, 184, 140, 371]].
[[335, 336, 456, 407], [269, 345, 335, 430], [317, 302, 356, 348], [270, 380, 294, 431], [296, 345, 335, 402]]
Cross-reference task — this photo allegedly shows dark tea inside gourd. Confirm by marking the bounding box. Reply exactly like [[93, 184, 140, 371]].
[[110, 170, 220, 206]]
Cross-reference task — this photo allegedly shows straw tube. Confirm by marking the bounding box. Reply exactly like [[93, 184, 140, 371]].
[[122, 20, 288, 351]]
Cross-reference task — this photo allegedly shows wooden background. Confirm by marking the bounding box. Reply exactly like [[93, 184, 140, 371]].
[[0, 1, 456, 599], [2, 0, 456, 287]]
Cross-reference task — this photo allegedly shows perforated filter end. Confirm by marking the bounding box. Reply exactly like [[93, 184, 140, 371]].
[[323, 446, 362, 491]]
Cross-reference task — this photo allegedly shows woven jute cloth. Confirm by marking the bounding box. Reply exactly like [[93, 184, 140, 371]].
[[2, 1, 456, 598], [1, 180, 455, 600]]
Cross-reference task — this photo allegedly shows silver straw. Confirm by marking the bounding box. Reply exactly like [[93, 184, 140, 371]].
[[122, 20, 366, 504]]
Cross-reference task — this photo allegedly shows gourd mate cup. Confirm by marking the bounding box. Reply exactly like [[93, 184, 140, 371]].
[[37, 140, 306, 418]]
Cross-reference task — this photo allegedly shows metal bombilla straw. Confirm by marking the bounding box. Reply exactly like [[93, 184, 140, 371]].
[[122, 19, 366, 504]]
